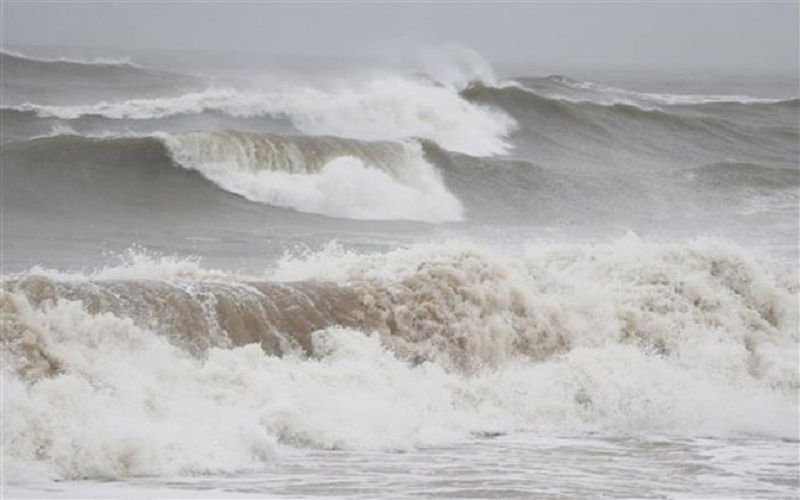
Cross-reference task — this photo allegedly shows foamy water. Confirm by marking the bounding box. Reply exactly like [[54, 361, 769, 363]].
[[7, 434, 798, 499], [2, 45, 798, 499]]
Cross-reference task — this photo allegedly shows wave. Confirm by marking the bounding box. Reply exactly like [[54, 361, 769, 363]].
[[3, 133, 463, 222], [463, 81, 712, 130], [2, 239, 797, 479], [462, 82, 799, 169], [162, 131, 463, 221], [681, 162, 800, 190], [1, 49, 205, 109], [524, 75, 796, 107], [0, 48, 141, 68], [5, 132, 797, 229], [7, 77, 516, 156]]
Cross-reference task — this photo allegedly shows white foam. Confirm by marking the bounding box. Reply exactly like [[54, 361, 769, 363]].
[[3, 238, 797, 482], [0, 247, 240, 284], [161, 133, 464, 222], [193, 155, 462, 222]]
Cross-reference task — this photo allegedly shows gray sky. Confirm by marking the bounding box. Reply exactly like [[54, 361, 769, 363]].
[[2, 1, 798, 72]]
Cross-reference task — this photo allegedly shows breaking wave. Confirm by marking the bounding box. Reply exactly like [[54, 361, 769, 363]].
[[2, 239, 797, 479], [162, 131, 464, 221], [3, 133, 463, 222], [8, 77, 517, 156]]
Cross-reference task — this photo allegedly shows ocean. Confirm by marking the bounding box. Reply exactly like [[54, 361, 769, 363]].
[[1, 47, 798, 499]]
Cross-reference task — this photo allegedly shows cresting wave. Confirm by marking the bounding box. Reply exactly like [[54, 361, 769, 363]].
[[4, 133, 464, 222], [162, 131, 464, 221], [9, 77, 517, 156], [2, 239, 797, 479]]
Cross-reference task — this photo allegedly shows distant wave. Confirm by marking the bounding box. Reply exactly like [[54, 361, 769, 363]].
[[1, 48, 207, 110], [0, 48, 141, 68], [529, 74, 795, 107], [3, 132, 464, 222], [681, 161, 800, 190], [7, 77, 516, 157]]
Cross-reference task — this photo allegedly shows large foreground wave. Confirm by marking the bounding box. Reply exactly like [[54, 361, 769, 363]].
[[2, 239, 797, 479]]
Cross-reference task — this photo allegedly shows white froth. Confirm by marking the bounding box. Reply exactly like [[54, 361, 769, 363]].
[[2, 239, 797, 482]]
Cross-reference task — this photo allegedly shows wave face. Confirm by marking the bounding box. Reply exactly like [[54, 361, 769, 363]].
[[2, 240, 797, 479], [461, 82, 799, 171]]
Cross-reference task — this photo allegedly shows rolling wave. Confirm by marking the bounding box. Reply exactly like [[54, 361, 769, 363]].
[[162, 131, 463, 221], [520, 74, 797, 107], [461, 81, 799, 169], [4, 131, 797, 229], [3, 133, 463, 222], [6, 77, 516, 156]]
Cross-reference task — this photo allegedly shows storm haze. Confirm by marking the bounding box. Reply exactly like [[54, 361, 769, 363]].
[[3, 2, 799, 498], [3, 1, 798, 72]]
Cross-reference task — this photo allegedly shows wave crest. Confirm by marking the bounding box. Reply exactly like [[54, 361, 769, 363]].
[[162, 131, 464, 221], [10, 77, 516, 156]]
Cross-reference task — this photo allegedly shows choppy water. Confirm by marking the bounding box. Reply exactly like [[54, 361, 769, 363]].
[[1, 46, 798, 498]]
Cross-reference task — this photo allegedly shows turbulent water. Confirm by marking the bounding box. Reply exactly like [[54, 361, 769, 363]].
[[1, 47, 798, 499]]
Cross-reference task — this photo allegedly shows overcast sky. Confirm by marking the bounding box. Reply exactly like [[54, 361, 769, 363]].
[[2, 1, 798, 72]]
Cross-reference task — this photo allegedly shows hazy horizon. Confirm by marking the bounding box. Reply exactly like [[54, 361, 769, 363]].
[[2, 1, 798, 73]]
